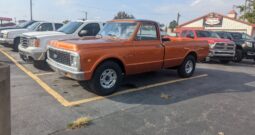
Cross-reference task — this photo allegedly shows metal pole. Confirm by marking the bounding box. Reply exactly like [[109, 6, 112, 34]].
[[177, 12, 181, 26], [0, 63, 11, 135], [85, 12, 87, 20], [30, 0, 33, 20]]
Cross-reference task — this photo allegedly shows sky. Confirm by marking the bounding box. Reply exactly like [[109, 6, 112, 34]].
[[0, 0, 245, 25]]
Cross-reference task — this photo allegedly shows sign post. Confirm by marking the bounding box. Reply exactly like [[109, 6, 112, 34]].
[[0, 63, 11, 135]]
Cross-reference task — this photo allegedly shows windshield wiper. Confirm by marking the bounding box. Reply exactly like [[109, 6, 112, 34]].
[[107, 34, 118, 39]]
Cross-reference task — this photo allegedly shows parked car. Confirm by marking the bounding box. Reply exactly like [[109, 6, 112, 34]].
[[0, 20, 38, 42], [46, 19, 209, 95], [180, 29, 236, 64], [216, 31, 255, 62], [0, 21, 63, 51], [18, 20, 103, 67]]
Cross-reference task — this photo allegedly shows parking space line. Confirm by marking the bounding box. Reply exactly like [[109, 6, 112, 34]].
[[35, 72, 55, 76], [67, 74, 208, 107], [0, 48, 71, 107], [0, 48, 208, 107]]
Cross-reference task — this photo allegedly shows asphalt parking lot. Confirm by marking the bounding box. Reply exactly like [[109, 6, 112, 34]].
[[1, 44, 255, 135]]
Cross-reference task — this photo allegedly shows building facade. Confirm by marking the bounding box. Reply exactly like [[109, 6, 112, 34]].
[[176, 10, 255, 36]]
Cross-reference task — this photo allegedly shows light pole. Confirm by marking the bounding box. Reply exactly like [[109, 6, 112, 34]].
[[30, 0, 33, 20]]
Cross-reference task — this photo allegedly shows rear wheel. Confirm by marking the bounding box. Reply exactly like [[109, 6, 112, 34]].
[[233, 49, 243, 62], [178, 55, 196, 78], [13, 37, 20, 52], [87, 61, 123, 96]]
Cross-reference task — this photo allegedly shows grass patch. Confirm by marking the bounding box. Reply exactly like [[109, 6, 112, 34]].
[[68, 117, 92, 129]]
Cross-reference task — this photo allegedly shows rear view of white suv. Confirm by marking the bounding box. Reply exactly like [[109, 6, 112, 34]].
[[18, 20, 103, 68]]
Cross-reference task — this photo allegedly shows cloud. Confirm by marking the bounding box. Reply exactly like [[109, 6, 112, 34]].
[[190, 0, 202, 6]]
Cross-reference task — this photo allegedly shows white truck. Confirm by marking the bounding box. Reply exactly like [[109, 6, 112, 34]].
[[0, 21, 63, 51], [18, 20, 103, 67]]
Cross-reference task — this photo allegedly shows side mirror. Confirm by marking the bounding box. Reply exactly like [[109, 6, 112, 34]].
[[79, 30, 88, 36], [37, 26, 42, 31], [186, 34, 194, 39]]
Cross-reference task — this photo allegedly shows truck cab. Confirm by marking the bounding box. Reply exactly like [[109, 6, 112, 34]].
[[46, 19, 209, 95], [180, 29, 236, 64], [18, 20, 103, 67]]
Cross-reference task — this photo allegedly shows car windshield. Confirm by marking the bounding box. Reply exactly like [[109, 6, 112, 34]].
[[27, 22, 40, 30], [18, 21, 35, 28], [196, 31, 220, 38], [57, 22, 83, 34], [231, 33, 253, 40], [98, 22, 137, 39]]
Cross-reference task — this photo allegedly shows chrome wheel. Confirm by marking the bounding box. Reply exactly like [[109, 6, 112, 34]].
[[185, 60, 193, 74], [100, 69, 117, 89]]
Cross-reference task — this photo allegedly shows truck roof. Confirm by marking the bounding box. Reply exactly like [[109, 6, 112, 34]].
[[71, 20, 103, 23], [110, 19, 158, 24]]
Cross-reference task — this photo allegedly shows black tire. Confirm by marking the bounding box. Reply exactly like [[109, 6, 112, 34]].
[[177, 55, 196, 78], [87, 61, 123, 96], [220, 60, 230, 64], [233, 49, 243, 62], [13, 37, 20, 52], [33, 60, 48, 69]]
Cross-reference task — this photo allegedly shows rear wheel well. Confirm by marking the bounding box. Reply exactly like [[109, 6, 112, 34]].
[[96, 58, 126, 74], [187, 52, 197, 61]]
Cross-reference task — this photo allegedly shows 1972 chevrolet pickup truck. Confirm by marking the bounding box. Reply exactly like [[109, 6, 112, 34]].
[[47, 19, 209, 95]]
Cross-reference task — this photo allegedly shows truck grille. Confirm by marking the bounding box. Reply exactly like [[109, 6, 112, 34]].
[[48, 48, 71, 66], [214, 43, 235, 50], [20, 37, 29, 48], [0, 33, 3, 38]]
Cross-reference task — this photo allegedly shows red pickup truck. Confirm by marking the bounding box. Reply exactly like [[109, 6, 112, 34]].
[[47, 20, 209, 95], [179, 29, 236, 64]]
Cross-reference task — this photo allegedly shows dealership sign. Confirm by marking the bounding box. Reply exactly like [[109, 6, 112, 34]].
[[203, 13, 223, 27]]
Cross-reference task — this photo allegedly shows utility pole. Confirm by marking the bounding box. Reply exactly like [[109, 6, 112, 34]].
[[177, 12, 181, 26], [30, 0, 33, 20], [81, 11, 87, 21]]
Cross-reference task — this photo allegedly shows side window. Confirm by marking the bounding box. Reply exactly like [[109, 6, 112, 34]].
[[37, 23, 53, 31], [78, 23, 100, 37], [186, 31, 195, 38], [136, 23, 158, 40], [181, 30, 188, 37], [55, 23, 63, 30]]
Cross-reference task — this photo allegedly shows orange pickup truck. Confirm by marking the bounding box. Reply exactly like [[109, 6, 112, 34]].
[[47, 19, 209, 95]]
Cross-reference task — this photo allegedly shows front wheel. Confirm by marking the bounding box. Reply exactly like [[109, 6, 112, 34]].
[[13, 37, 20, 52], [233, 49, 243, 62], [88, 61, 123, 96], [178, 55, 196, 78]]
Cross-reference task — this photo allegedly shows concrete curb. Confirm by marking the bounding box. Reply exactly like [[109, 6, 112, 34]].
[[0, 62, 11, 135]]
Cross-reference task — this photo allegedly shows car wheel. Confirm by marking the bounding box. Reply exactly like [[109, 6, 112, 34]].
[[178, 55, 196, 78], [233, 49, 243, 62], [33, 60, 48, 69], [220, 60, 230, 64], [88, 61, 123, 96], [13, 37, 20, 52]]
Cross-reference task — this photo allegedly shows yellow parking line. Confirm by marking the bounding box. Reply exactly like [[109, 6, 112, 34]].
[[35, 72, 55, 76], [67, 74, 208, 107], [0, 48, 71, 107], [0, 47, 208, 107]]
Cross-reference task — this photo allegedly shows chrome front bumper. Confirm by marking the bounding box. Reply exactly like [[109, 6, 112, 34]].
[[18, 45, 46, 61], [47, 59, 85, 81], [208, 50, 235, 57], [0, 38, 14, 44]]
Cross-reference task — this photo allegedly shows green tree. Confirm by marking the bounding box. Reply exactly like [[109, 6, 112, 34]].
[[169, 20, 178, 32], [114, 11, 135, 19], [237, 3, 255, 23]]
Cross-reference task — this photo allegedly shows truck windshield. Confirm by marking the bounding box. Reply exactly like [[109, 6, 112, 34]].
[[57, 22, 83, 34], [18, 21, 36, 28], [98, 22, 137, 39], [196, 31, 220, 38], [231, 33, 253, 40], [27, 22, 40, 30]]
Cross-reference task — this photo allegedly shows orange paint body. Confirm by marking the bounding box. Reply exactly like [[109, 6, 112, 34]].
[[49, 20, 209, 80]]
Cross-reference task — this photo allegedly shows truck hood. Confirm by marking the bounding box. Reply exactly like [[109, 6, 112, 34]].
[[50, 38, 125, 51], [1, 28, 28, 34], [22, 31, 65, 38]]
